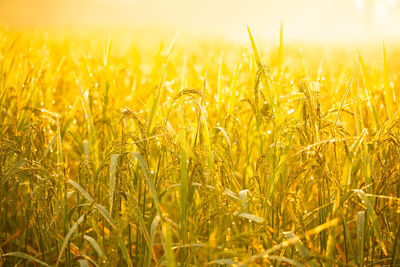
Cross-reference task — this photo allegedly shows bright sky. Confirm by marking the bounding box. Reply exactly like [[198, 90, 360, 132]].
[[0, 0, 399, 41]]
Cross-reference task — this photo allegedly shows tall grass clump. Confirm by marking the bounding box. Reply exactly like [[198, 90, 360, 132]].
[[0, 27, 400, 266]]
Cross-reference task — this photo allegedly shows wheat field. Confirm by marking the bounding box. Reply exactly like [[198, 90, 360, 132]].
[[0, 25, 400, 266]]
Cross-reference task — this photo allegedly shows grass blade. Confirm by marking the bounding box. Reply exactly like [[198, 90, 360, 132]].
[[357, 53, 380, 129], [162, 223, 175, 267], [84, 235, 104, 258], [283, 231, 317, 267], [68, 179, 117, 229], [75, 75, 99, 165], [247, 25, 273, 103], [56, 214, 85, 266], [354, 189, 387, 256], [334, 75, 353, 129], [130, 152, 162, 217], [4, 252, 51, 267], [147, 32, 179, 134], [109, 153, 119, 214], [145, 216, 161, 267], [129, 194, 158, 266], [247, 26, 262, 68], [180, 107, 188, 242], [264, 255, 305, 267], [214, 127, 231, 148], [116, 234, 133, 267], [382, 43, 394, 117], [227, 59, 240, 114], [68, 179, 94, 203], [236, 212, 263, 223], [357, 211, 365, 266]]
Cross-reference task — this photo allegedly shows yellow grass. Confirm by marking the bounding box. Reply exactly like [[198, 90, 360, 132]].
[[1, 27, 400, 266]]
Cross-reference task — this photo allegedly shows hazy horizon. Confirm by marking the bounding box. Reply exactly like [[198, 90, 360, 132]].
[[1, 0, 400, 41]]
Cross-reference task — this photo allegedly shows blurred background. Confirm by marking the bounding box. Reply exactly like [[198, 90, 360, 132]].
[[0, 0, 399, 41]]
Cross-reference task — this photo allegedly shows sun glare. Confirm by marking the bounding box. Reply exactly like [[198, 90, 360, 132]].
[[354, 0, 366, 11], [0, 0, 400, 41], [375, 2, 388, 17]]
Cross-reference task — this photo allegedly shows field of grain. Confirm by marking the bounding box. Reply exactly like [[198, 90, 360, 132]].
[[0, 26, 400, 266]]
